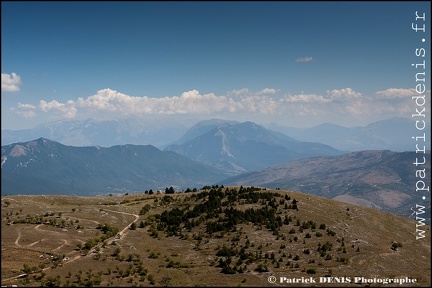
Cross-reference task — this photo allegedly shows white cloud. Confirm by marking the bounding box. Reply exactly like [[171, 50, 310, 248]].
[[10, 103, 37, 118], [295, 57, 313, 63], [2, 72, 22, 92], [283, 93, 331, 103], [76, 89, 132, 112], [74, 88, 238, 116], [227, 88, 250, 97], [40, 99, 77, 118], [327, 88, 361, 101], [17, 103, 36, 109], [281, 88, 360, 104], [375, 88, 418, 99], [257, 88, 279, 95]]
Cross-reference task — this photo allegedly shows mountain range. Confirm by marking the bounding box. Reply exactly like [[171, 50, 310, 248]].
[[222, 150, 431, 221], [1, 137, 225, 196], [1, 119, 342, 194], [1, 117, 198, 149], [265, 117, 431, 152], [2, 117, 427, 152]]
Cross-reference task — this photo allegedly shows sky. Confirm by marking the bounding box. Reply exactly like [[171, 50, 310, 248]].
[[1, 1, 431, 130]]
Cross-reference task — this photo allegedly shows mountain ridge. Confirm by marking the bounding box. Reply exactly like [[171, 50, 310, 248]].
[[1, 137, 225, 196]]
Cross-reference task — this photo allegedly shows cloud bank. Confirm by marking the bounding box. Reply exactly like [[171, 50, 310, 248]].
[[10, 86, 428, 127]]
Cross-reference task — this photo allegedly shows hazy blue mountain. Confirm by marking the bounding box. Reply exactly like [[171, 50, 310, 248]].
[[167, 118, 240, 145], [265, 117, 431, 152], [222, 150, 431, 221], [164, 121, 343, 176], [1, 117, 198, 149], [1, 138, 226, 196], [3, 117, 423, 152]]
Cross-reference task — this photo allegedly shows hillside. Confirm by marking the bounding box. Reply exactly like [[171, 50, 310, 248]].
[[1, 138, 225, 195], [1, 186, 430, 287], [222, 150, 431, 221], [164, 121, 342, 176]]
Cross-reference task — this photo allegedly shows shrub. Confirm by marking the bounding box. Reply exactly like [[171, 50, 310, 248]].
[[255, 263, 269, 272]]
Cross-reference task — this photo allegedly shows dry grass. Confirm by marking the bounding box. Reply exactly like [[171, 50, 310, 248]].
[[1, 187, 430, 287]]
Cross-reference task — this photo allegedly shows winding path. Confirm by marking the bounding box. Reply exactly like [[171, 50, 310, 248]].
[[2, 208, 140, 284]]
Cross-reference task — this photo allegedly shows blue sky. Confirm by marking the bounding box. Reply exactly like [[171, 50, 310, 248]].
[[1, 1, 430, 130]]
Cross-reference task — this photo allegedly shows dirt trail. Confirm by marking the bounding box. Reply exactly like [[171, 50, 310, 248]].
[[53, 239, 69, 251], [3, 208, 140, 285], [14, 228, 22, 247], [103, 208, 140, 237]]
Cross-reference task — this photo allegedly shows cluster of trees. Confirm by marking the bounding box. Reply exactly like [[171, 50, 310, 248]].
[[76, 223, 119, 254], [206, 206, 281, 234], [317, 241, 333, 258], [152, 187, 292, 237], [152, 186, 319, 239]]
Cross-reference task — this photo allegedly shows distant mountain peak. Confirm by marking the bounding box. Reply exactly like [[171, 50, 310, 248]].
[[165, 120, 342, 176], [241, 121, 259, 127]]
